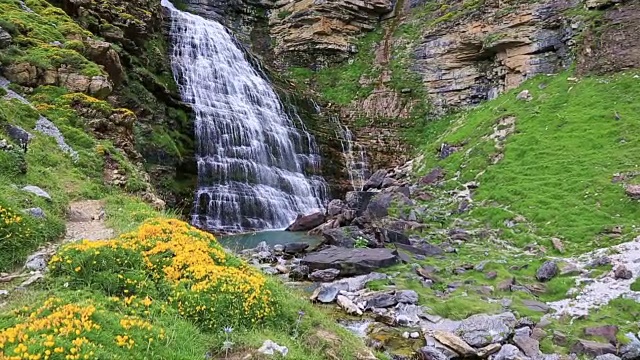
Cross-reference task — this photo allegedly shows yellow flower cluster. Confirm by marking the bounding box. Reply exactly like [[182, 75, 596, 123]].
[[0, 204, 31, 242], [52, 219, 275, 329], [0, 298, 99, 360]]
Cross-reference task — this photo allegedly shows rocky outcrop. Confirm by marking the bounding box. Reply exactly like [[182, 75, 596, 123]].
[[578, 1, 640, 75], [269, 0, 394, 68], [413, 0, 578, 114], [2, 63, 113, 98], [301, 246, 398, 276], [0, 26, 12, 48]]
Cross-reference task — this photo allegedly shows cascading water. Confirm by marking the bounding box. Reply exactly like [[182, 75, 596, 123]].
[[162, 0, 327, 232], [330, 117, 369, 191]]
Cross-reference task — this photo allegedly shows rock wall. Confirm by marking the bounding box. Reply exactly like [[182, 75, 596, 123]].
[[412, 0, 580, 114]]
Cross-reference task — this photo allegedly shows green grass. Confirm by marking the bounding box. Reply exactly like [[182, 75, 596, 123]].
[[414, 71, 640, 254]]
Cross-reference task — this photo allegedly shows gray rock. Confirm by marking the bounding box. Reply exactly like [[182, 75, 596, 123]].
[[288, 265, 309, 281], [417, 346, 449, 360], [620, 333, 640, 360], [0, 26, 12, 49], [4, 124, 31, 147], [379, 228, 410, 245], [24, 207, 45, 219], [516, 90, 532, 101], [493, 344, 523, 360], [614, 265, 633, 280], [363, 169, 388, 190], [420, 167, 445, 185], [345, 191, 375, 216], [261, 266, 279, 275], [457, 312, 517, 347], [522, 299, 551, 313], [584, 325, 618, 344], [25, 252, 49, 271], [595, 355, 622, 360], [588, 256, 611, 268], [257, 340, 288, 356], [513, 332, 541, 359], [571, 340, 617, 357], [475, 261, 490, 271], [283, 242, 309, 254], [327, 199, 345, 216], [286, 211, 325, 231], [337, 295, 362, 315], [486, 271, 498, 280], [396, 290, 419, 304], [311, 285, 340, 303], [273, 244, 284, 252], [363, 292, 397, 309], [308, 268, 340, 282], [22, 186, 52, 201], [395, 242, 443, 257], [322, 226, 372, 248], [300, 246, 398, 276], [536, 261, 558, 282], [35, 117, 78, 161], [0, 289, 8, 297]]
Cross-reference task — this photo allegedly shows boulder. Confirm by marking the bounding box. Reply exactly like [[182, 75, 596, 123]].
[[457, 312, 517, 347], [396, 290, 419, 304], [327, 199, 345, 216], [322, 226, 372, 248], [513, 331, 541, 358], [363, 169, 388, 190], [626, 185, 640, 200], [0, 26, 12, 49], [5, 124, 31, 146], [311, 285, 340, 303], [300, 246, 398, 276], [362, 292, 397, 309], [522, 299, 551, 313], [595, 355, 622, 360], [337, 295, 363, 315], [283, 242, 309, 255], [288, 265, 309, 281], [345, 191, 376, 216], [84, 38, 124, 85], [493, 344, 523, 360], [24, 207, 45, 219], [432, 331, 476, 357], [395, 242, 443, 257], [286, 212, 326, 232], [621, 333, 640, 360], [536, 260, 558, 282], [417, 346, 450, 360], [420, 167, 445, 185], [614, 265, 633, 280], [584, 326, 618, 344], [379, 228, 410, 245], [21, 186, 52, 201], [585, 0, 621, 9], [308, 268, 340, 282], [257, 340, 288, 357], [365, 192, 394, 219], [571, 340, 617, 357], [25, 252, 49, 271]]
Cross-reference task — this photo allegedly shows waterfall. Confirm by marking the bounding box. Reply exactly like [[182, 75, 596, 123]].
[[162, 0, 327, 232], [331, 117, 369, 191]]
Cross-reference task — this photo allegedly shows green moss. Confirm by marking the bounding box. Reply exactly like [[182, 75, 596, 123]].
[[631, 278, 640, 292]]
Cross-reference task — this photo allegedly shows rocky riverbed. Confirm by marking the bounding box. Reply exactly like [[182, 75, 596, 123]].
[[235, 157, 640, 360]]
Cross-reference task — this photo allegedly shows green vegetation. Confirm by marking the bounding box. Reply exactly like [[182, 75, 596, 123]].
[[0, 1, 103, 77], [286, 29, 384, 105], [414, 71, 640, 254]]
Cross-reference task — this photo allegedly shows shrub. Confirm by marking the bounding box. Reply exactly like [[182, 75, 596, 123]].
[[51, 219, 275, 330]]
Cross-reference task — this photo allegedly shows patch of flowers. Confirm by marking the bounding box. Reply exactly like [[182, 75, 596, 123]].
[[0, 297, 167, 360], [51, 218, 274, 330]]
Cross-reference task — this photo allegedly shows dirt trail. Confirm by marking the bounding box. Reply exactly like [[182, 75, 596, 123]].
[[64, 200, 114, 241]]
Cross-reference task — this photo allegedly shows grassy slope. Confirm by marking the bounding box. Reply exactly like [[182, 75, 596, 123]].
[[397, 70, 640, 349], [416, 71, 640, 253]]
